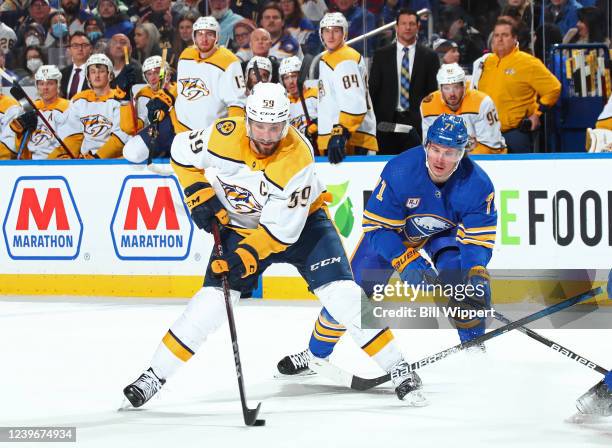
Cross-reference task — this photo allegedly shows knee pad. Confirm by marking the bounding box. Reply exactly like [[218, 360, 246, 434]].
[[122, 134, 148, 163], [314, 280, 364, 332]]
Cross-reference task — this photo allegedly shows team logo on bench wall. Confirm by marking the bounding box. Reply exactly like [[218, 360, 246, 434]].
[[3, 176, 83, 260], [111, 175, 194, 260]]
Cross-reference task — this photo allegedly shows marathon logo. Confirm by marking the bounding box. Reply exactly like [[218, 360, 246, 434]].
[[2, 176, 83, 260], [110, 175, 193, 260]]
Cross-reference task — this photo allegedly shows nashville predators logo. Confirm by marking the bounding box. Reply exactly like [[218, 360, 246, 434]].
[[216, 120, 235, 135], [290, 115, 306, 131], [218, 178, 262, 214], [80, 114, 112, 138], [179, 77, 210, 101], [29, 127, 52, 145], [405, 214, 454, 242]]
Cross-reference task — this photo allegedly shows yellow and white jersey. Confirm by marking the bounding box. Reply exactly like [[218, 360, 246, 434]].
[[317, 44, 377, 153], [171, 117, 326, 260], [421, 89, 507, 154], [0, 95, 21, 159], [21, 98, 70, 160], [288, 80, 318, 134], [134, 84, 156, 128], [174, 46, 246, 133], [53, 89, 130, 158], [596, 95, 612, 131]]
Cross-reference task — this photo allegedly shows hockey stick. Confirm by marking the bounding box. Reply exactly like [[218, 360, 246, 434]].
[[297, 79, 318, 151], [123, 46, 138, 135], [1, 68, 74, 158], [493, 310, 609, 375], [147, 48, 168, 166], [315, 287, 601, 391], [377, 122, 414, 134], [16, 129, 30, 160], [211, 222, 266, 427]]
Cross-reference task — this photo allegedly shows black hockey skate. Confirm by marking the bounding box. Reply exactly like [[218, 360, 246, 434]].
[[123, 368, 166, 408], [390, 361, 427, 406], [277, 349, 314, 376], [576, 379, 612, 416]]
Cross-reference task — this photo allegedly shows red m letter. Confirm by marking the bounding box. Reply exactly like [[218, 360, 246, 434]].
[[124, 186, 179, 230], [16, 188, 69, 230]]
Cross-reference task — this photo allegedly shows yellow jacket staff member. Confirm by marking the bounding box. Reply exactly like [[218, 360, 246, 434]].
[[478, 18, 561, 153]]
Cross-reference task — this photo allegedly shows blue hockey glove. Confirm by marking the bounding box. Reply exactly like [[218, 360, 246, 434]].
[[392, 248, 438, 286], [465, 265, 491, 309], [327, 124, 349, 164]]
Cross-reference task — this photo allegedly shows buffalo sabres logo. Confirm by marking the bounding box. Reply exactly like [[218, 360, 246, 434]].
[[216, 120, 235, 135], [29, 127, 53, 146], [80, 114, 112, 137], [179, 77, 210, 101], [405, 214, 454, 242], [218, 178, 262, 214]]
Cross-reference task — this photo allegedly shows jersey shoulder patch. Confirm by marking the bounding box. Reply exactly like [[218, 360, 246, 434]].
[[207, 117, 247, 163], [216, 119, 236, 136], [263, 127, 314, 190]]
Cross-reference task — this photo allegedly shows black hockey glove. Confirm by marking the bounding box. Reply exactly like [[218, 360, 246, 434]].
[[114, 64, 138, 97], [184, 181, 229, 233], [16, 110, 38, 133], [327, 124, 350, 164], [146, 98, 170, 124]]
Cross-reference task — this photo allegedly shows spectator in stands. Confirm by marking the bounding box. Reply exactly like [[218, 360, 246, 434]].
[[259, 2, 301, 59], [237, 27, 272, 62], [333, 0, 376, 56], [45, 10, 70, 68], [128, 0, 153, 24], [369, 8, 439, 154], [230, 0, 260, 22], [15, 45, 46, 86], [544, 0, 582, 37], [172, 0, 200, 20], [84, 17, 104, 46], [172, 13, 198, 59], [301, 0, 328, 23], [492, 6, 532, 53], [145, 0, 176, 48], [433, 38, 460, 64], [562, 6, 609, 45], [231, 18, 255, 54], [464, 0, 500, 40], [107, 33, 145, 83], [478, 18, 561, 153], [382, 0, 430, 26], [133, 23, 162, 64], [280, 0, 319, 55], [61, 0, 93, 34], [61, 31, 92, 99], [98, 0, 134, 39], [204, 0, 243, 47], [17, 0, 51, 39], [437, 5, 485, 67]]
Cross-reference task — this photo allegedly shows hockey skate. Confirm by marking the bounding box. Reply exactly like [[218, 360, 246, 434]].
[[276, 349, 316, 377], [575, 379, 612, 417], [390, 361, 428, 406], [123, 368, 166, 408]]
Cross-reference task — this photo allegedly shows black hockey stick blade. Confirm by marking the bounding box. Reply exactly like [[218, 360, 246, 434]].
[[244, 402, 265, 426], [349, 286, 602, 391], [377, 121, 414, 134]]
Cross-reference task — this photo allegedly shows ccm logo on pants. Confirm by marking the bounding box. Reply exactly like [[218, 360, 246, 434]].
[[311, 257, 341, 271]]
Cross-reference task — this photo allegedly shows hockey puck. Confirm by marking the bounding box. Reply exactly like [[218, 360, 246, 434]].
[[253, 419, 266, 426]]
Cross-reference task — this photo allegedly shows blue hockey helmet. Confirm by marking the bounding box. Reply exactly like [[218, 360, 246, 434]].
[[425, 114, 469, 151]]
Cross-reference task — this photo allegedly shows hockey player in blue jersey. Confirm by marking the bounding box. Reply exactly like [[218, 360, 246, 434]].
[[574, 269, 612, 417], [278, 114, 497, 376]]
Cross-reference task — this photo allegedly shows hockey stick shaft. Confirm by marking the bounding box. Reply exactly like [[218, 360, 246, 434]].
[[1, 68, 74, 157], [123, 46, 138, 135], [211, 222, 264, 426], [346, 287, 601, 391], [493, 310, 608, 375], [146, 48, 168, 166]]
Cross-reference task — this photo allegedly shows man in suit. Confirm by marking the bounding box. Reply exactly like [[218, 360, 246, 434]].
[[369, 8, 439, 155], [61, 31, 92, 99]]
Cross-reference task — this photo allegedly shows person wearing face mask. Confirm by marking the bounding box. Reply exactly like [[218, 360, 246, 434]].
[[44, 11, 70, 68], [15, 45, 47, 86], [83, 17, 104, 46]]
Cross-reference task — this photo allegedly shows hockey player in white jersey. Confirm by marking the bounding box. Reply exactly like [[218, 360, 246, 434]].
[[123, 83, 425, 409], [420, 63, 506, 154], [317, 12, 377, 164], [174, 16, 246, 133], [48, 53, 130, 159], [10, 65, 69, 160], [279, 56, 318, 143], [245, 55, 272, 95]]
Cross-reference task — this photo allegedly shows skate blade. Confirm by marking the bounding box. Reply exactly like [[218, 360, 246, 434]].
[[403, 390, 429, 407], [566, 411, 609, 424], [117, 398, 135, 412], [274, 369, 317, 379]]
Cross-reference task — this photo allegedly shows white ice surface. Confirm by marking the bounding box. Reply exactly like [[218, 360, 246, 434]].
[[1, 297, 611, 448]]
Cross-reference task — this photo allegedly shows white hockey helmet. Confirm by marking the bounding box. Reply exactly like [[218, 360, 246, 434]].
[[192, 16, 220, 45], [34, 64, 62, 83], [246, 56, 272, 80], [246, 82, 290, 143], [84, 53, 114, 83], [278, 56, 302, 77], [319, 12, 348, 43], [436, 63, 466, 86], [142, 55, 170, 86]]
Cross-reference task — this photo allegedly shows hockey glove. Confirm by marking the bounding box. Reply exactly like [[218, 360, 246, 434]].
[[393, 248, 438, 286], [327, 124, 349, 164], [114, 64, 138, 98], [211, 245, 259, 285], [184, 181, 229, 232], [147, 98, 170, 124], [465, 265, 491, 308], [15, 110, 38, 133], [306, 121, 318, 138], [10, 80, 27, 101]]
